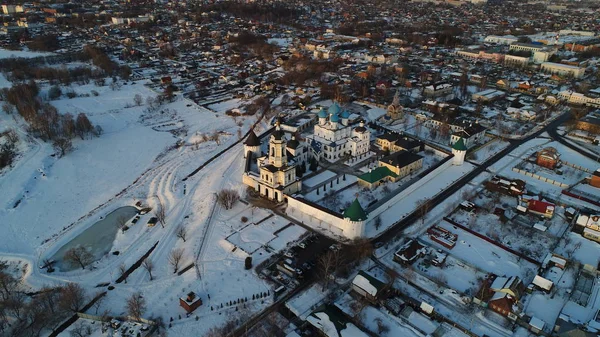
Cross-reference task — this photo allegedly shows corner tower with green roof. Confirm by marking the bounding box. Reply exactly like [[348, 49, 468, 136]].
[[342, 198, 368, 238], [452, 137, 467, 166]]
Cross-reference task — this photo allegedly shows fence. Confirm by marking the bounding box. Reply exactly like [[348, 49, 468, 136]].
[[511, 167, 570, 188], [75, 313, 157, 337], [116, 241, 159, 283], [48, 292, 108, 337], [561, 160, 592, 173]]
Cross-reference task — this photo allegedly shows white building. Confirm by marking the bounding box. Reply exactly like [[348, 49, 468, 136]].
[[308, 103, 370, 163], [557, 91, 600, 107], [484, 35, 519, 45], [541, 62, 586, 79], [242, 122, 302, 202], [2, 5, 23, 14]]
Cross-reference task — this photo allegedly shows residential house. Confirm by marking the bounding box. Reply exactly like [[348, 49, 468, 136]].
[[307, 305, 370, 337], [590, 169, 600, 188], [351, 271, 389, 303], [423, 82, 453, 97], [450, 122, 486, 149], [357, 166, 397, 189], [379, 150, 424, 179], [527, 199, 555, 218], [474, 274, 525, 320], [393, 239, 426, 265]]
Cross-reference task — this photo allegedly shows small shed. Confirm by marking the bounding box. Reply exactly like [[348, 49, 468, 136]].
[[179, 292, 202, 313], [532, 275, 554, 293], [529, 316, 545, 334]]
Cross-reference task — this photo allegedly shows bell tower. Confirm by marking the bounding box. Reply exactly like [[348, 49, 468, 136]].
[[269, 119, 287, 168]]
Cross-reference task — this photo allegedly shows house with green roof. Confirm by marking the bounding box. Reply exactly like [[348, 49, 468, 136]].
[[351, 270, 390, 302], [357, 166, 398, 189]]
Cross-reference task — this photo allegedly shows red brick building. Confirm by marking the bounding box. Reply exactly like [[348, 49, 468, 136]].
[[180, 292, 202, 313], [590, 169, 600, 188], [536, 147, 560, 169]]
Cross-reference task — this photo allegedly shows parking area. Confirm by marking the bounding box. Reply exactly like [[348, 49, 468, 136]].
[[263, 232, 335, 295]]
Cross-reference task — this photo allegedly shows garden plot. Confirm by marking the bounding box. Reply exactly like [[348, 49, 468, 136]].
[[450, 209, 559, 262], [207, 98, 243, 113], [415, 254, 487, 294], [335, 294, 421, 337], [422, 220, 538, 280], [555, 232, 600, 267], [227, 225, 278, 254], [469, 139, 510, 165], [514, 160, 587, 186], [225, 215, 304, 254]]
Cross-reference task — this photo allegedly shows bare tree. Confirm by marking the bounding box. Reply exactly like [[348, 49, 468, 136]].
[[176, 225, 187, 242], [374, 215, 382, 230], [375, 317, 390, 335], [91, 291, 105, 315], [168, 248, 184, 274], [53, 137, 73, 157], [155, 200, 166, 228], [70, 321, 92, 337], [119, 263, 127, 283], [133, 94, 143, 106], [126, 292, 146, 320], [210, 131, 221, 145], [217, 189, 239, 210], [64, 247, 93, 270], [142, 258, 154, 281], [59, 283, 86, 313], [416, 198, 431, 225], [116, 216, 129, 233], [317, 250, 340, 291]]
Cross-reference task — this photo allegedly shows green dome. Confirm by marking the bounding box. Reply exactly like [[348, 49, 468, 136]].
[[452, 137, 467, 151], [344, 198, 367, 222]]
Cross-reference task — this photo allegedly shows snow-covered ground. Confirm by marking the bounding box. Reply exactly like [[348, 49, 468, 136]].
[[0, 66, 275, 335], [0, 47, 54, 59]]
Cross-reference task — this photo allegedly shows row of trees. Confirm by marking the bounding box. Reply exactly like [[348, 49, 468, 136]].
[[0, 260, 89, 337], [1, 82, 100, 156], [0, 129, 18, 170]]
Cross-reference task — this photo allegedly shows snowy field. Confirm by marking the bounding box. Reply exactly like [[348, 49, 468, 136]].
[[0, 63, 276, 335], [0, 47, 54, 59]]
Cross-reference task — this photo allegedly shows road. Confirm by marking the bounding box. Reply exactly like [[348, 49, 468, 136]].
[[547, 127, 600, 162]]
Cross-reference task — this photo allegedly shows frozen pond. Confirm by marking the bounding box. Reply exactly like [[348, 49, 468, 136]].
[[50, 206, 138, 271]]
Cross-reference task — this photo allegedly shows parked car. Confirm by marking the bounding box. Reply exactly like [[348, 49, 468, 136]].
[[298, 242, 306, 249], [284, 251, 295, 258]]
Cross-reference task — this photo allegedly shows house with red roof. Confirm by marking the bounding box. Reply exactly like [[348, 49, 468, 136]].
[[527, 199, 555, 219]]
